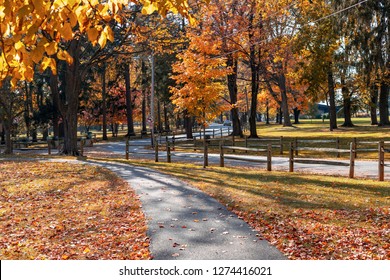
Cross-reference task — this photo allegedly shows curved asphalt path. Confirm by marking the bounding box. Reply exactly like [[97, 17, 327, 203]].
[[86, 160, 286, 260]]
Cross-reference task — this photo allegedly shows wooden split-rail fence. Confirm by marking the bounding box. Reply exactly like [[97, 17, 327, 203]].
[[124, 135, 389, 181]]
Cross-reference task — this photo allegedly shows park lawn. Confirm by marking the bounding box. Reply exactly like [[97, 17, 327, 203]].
[[106, 158, 390, 260], [0, 161, 150, 260], [255, 118, 390, 140], [206, 117, 390, 160]]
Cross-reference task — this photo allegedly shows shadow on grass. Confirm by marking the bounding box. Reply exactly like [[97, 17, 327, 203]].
[[110, 159, 390, 212]]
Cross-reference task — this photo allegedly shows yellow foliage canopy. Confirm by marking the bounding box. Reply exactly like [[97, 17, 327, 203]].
[[170, 28, 231, 125], [0, 0, 193, 87]]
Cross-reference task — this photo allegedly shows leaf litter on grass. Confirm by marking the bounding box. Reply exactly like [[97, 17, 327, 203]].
[[0, 161, 151, 260]]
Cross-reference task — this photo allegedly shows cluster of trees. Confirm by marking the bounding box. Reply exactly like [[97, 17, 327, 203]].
[[0, 0, 389, 154]]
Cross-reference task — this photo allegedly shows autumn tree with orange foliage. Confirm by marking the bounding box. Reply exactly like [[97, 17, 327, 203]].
[[170, 26, 231, 136]]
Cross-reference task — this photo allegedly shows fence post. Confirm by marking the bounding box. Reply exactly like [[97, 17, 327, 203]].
[[167, 142, 171, 163], [212, 129, 215, 138], [289, 142, 294, 172], [155, 137, 159, 162], [193, 138, 197, 151], [228, 127, 230, 135], [172, 133, 175, 151], [220, 127, 223, 137], [232, 135, 235, 153], [336, 137, 340, 158], [125, 138, 129, 160], [48, 140, 51, 155], [349, 142, 355, 178], [245, 136, 248, 153], [280, 136, 283, 155], [267, 144, 272, 171], [203, 140, 208, 168], [80, 139, 84, 156], [220, 142, 224, 167], [294, 137, 298, 156], [353, 137, 357, 158], [379, 141, 384, 181]]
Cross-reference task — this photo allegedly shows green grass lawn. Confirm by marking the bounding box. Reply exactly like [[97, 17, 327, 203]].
[[255, 117, 390, 140]]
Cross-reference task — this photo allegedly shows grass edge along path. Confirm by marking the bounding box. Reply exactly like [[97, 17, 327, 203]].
[[0, 160, 151, 260], [99, 158, 390, 260]]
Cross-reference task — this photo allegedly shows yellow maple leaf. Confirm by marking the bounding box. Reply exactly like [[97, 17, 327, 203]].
[[14, 41, 24, 51], [44, 41, 57, 56], [30, 46, 45, 64], [41, 57, 56, 74], [57, 49, 73, 65], [98, 32, 107, 48], [103, 25, 114, 42], [141, 2, 158, 15], [61, 22, 73, 41], [87, 27, 99, 44]]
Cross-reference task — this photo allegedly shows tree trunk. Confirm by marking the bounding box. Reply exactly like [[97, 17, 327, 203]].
[[0, 123, 5, 144], [101, 64, 108, 140], [124, 63, 136, 136], [327, 64, 338, 131], [293, 108, 300, 124], [184, 112, 193, 139], [23, 81, 32, 139], [157, 98, 163, 132], [4, 119, 12, 154], [378, 82, 389, 126], [62, 108, 79, 155], [266, 100, 270, 124], [163, 102, 170, 131], [248, 2, 259, 138], [57, 39, 82, 155], [278, 73, 292, 127], [278, 107, 283, 124], [50, 73, 61, 138], [341, 73, 353, 127], [370, 85, 379, 125], [226, 55, 243, 137], [42, 127, 49, 141], [141, 60, 147, 135], [341, 84, 354, 127]]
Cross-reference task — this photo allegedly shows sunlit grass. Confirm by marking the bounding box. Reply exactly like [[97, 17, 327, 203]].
[[255, 117, 390, 140]]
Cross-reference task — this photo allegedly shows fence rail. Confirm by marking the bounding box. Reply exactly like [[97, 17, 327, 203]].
[[220, 144, 272, 171], [123, 134, 389, 181], [289, 142, 357, 178]]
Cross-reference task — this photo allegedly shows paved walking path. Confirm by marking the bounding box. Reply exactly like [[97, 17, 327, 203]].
[[84, 160, 286, 260]]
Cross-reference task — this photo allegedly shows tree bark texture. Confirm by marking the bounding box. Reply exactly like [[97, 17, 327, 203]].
[[226, 55, 243, 137], [278, 72, 292, 127], [124, 63, 135, 136], [101, 63, 108, 141], [54, 39, 82, 155], [341, 77, 354, 127], [184, 112, 193, 139], [327, 63, 338, 131], [370, 85, 379, 125], [141, 60, 147, 135], [379, 82, 390, 126]]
